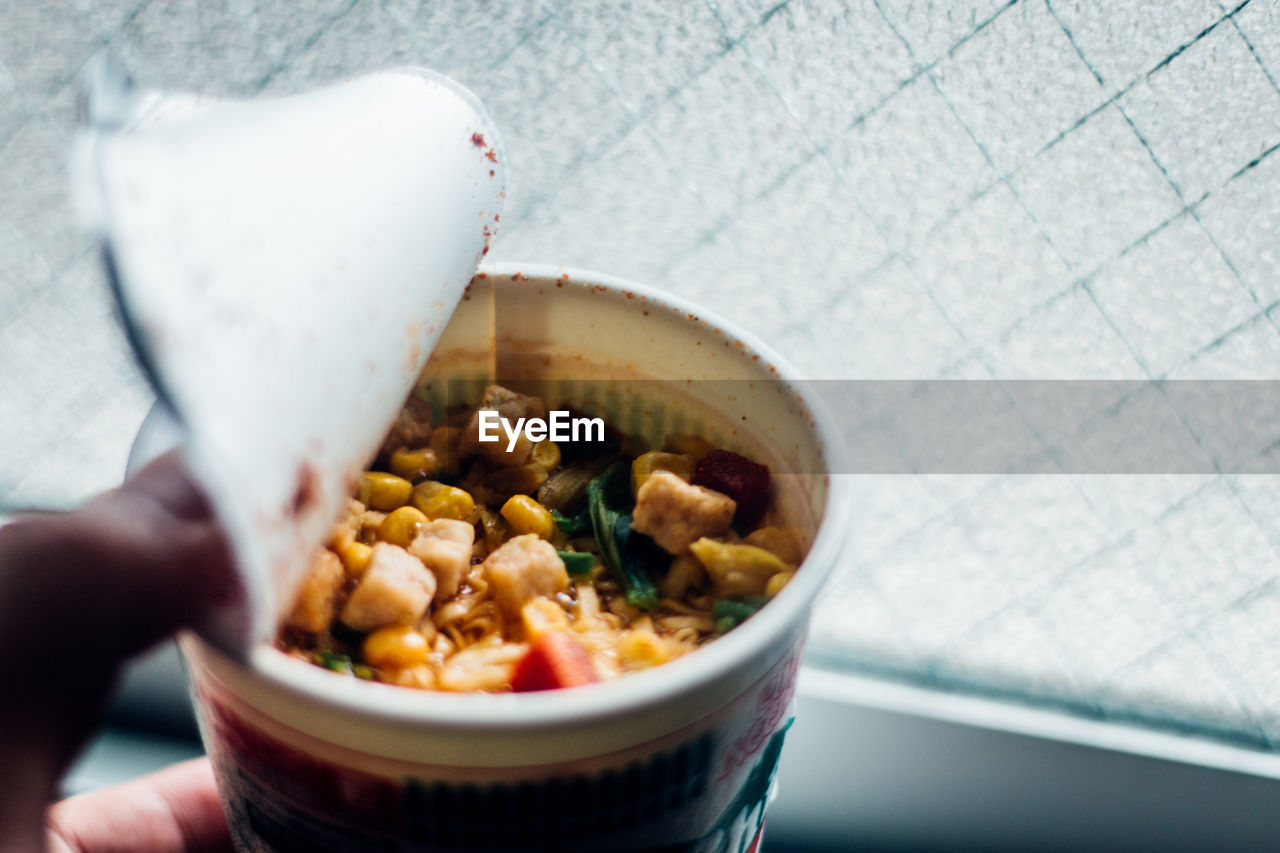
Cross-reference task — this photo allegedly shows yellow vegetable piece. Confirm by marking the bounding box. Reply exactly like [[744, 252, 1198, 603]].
[[378, 505, 428, 547], [363, 625, 431, 668], [500, 494, 556, 540], [688, 538, 791, 598], [659, 553, 706, 600], [631, 451, 696, 496], [389, 447, 440, 482], [765, 570, 794, 598], [532, 440, 561, 471], [521, 597, 570, 638], [743, 526, 804, 567], [410, 481, 475, 521], [358, 472, 413, 511], [335, 539, 374, 577], [662, 433, 715, 462], [618, 630, 670, 669]]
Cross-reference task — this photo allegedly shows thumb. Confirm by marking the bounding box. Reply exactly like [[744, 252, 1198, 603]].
[[3, 451, 239, 659], [0, 451, 237, 800]]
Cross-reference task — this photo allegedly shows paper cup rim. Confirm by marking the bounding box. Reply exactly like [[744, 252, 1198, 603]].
[[218, 262, 849, 730]]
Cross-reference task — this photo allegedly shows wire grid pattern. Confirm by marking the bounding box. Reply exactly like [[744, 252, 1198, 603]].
[[4, 0, 1280, 747]]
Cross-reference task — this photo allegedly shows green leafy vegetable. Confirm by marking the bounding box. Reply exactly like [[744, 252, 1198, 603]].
[[557, 549, 597, 574], [551, 507, 592, 537], [711, 597, 769, 634], [316, 649, 354, 675], [587, 462, 659, 610]]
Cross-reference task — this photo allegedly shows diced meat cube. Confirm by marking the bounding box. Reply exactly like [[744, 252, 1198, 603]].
[[459, 385, 548, 467], [284, 549, 345, 633], [339, 543, 437, 631], [482, 533, 569, 618], [378, 395, 434, 458], [631, 470, 736, 554], [408, 518, 475, 599]]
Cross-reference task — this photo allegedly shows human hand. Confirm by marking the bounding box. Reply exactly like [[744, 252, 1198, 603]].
[[46, 758, 230, 853], [0, 452, 238, 851]]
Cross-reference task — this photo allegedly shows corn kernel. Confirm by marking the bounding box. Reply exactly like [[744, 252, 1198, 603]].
[[662, 433, 715, 462], [378, 505, 428, 547], [618, 630, 670, 669], [631, 451, 696, 495], [335, 539, 374, 577], [389, 447, 441, 482], [358, 472, 413, 511], [410, 480, 475, 521], [364, 625, 431, 668], [521, 598, 570, 638], [765, 571, 794, 598], [430, 426, 463, 477], [500, 494, 556, 540], [531, 439, 561, 471]]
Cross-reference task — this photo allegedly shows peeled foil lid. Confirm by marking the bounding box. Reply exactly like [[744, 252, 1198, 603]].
[[73, 56, 508, 656]]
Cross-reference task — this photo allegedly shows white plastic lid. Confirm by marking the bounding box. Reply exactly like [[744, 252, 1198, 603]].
[[74, 56, 508, 655]]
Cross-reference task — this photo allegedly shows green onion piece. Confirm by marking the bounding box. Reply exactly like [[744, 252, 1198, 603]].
[[587, 462, 659, 610], [557, 549, 596, 574], [317, 649, 353, 675], [551, 507, 592, 536], [711, 597, 769, 634]]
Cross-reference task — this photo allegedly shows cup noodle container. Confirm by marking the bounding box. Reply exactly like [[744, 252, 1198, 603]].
[[178, 265, 850, 852]]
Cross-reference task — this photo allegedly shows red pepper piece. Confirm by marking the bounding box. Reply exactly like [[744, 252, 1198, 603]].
[[691, 449, 771, 528], [511, 630, 600, 692]]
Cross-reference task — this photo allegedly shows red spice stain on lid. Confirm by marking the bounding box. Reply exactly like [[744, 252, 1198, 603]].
[[470, 132, 486, 147], [489, 170, 495, 177], [289, 464, 319, 517], [485, 149, 499, 163]]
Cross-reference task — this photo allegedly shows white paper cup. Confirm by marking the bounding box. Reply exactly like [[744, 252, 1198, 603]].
[[174, 264, 850, 852]]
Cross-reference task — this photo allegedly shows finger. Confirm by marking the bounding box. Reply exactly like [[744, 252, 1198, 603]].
[[46, 758, 232, 853], [105, 451, 216, 523], [1, 452, 239, 661]]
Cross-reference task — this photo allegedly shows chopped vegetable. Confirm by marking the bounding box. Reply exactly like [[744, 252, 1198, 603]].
[[587, 462, 660, 610], [631, 450, 696, 495], [510, 630, 600, 691], [500, 494, 556, 540], [551, 507, 591, 536], [316, 649, 354, 675], [557, 549, 596, 574], [712, 596, 769, 634], [537, 455, 615, 512], [689, 537, 790, 598], [692, 449, 772, 528], [359, 472, 413, 511]]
